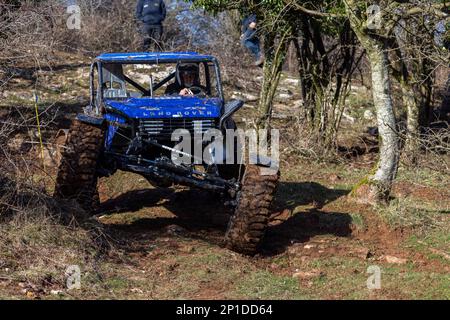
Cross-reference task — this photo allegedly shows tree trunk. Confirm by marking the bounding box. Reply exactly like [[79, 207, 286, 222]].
[[366, 47, 399, 200], [256, 29, 290, 131], [401, 81, 420, 161], [392, 42, 420, 163], [418, 68, 434, 127], [292, 22, 314, 122], [440, 73, 450, 117], [346, 1, 400, 203], [293, 16, 327, 137]]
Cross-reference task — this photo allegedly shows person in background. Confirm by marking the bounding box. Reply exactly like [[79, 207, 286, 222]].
[[240, 14, 264, 67], [136, 0, 167, 51]]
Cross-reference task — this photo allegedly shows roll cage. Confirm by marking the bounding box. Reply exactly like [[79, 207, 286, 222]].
[[89, 53, 224, 115]]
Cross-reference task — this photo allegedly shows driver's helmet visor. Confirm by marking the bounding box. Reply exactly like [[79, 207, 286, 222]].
[[177, 63, 199, 86], [180, 70, 196, 85]]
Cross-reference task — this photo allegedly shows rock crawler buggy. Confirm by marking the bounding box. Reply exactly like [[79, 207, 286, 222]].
[[54, 52, 279, 255]]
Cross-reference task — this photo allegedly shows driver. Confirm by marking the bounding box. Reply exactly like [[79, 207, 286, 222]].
[[165, 62, 207, 96]]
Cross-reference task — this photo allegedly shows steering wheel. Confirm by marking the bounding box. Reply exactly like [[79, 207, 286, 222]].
[[186, 86, 207, 97]]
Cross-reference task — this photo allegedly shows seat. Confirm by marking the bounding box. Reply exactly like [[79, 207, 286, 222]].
[[102, 64, 127, 98]]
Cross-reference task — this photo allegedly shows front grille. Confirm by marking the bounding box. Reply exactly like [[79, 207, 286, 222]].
[[139, 118, 219, 138]]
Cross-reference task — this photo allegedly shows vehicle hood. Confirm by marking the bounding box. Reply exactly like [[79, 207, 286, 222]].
[[104, 97, 223, 119]]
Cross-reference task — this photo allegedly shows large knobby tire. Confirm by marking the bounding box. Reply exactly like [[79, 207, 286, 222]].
[[54, 120, 104, 212], [225, 164, 279, 255]]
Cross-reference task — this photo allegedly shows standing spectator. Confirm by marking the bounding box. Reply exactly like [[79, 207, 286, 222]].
[[136, 0, 167, 51], [240, 14, 264, 67]]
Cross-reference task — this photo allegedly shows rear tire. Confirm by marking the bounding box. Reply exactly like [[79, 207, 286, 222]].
[[225, 164, 279, 255], [54, 119, 104, 212]]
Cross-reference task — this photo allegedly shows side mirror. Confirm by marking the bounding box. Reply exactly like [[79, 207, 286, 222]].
[[220, 99, 244, 128]]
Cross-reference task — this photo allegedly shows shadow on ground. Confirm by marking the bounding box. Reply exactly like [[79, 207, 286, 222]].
[[0, 101, 84, 132], [98, 181, 352, 254], [3, 63, 89, 83], [263, 181, 352, 255], [275, 181, 349, 210], [263, 209, 353, 255]]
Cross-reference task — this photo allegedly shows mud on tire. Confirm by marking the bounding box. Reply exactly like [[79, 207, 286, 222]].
[[54, 120, 104, 212], [225, 164, 279, 255]]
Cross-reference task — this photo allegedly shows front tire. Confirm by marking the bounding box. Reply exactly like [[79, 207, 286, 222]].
[[54, 119, 104, 212], [225, 164, 279, 255]]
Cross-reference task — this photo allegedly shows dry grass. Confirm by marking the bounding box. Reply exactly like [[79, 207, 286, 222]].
[[0, 192, 108, 298]]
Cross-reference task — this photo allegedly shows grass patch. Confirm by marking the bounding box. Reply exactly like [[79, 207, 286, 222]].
[[283, 256, 450, 299], [350, 213, 366, 230], [407, 229, 450, 264], [104, 277, 131, 291], [396, 167, 450, 189], [379, 265, 450, 299], [376, 197, 448, 231], [0, 198, 105, 299], [235, 270, 305, 299], [99, 171, 150, 198]]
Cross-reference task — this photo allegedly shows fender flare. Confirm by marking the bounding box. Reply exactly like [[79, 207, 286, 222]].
[[75, 113, 106, 127], [220, 99, 244, 129]]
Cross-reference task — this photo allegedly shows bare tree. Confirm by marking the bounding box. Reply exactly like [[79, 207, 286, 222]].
[[344, 0, 448, 203], [344, 0, 400, 202], [391, 10, 448, 162], [257, 24, 292, 131], [289, 12, 363, 148]]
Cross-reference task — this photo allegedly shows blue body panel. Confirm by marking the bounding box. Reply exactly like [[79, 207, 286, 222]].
[[96, 52, 225, 150], [104, 114, 127, 149], [96, 52, 216, 63], [105, 97, 223, 119]]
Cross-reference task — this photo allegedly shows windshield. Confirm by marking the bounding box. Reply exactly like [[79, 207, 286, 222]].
[[100, 61, 221, 100]]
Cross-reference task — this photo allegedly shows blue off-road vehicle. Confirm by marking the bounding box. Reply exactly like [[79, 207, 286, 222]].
[[54, 52, 279, 254]]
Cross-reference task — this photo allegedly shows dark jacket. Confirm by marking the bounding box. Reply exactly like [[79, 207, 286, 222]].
[[136, 0, 167, 26], [241, 14, 258, 41], [164, 81, 207, 96], [165, 81, 183, 95]]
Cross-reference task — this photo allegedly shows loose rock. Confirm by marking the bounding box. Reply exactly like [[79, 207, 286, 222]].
[[384, 255, 408, 264]]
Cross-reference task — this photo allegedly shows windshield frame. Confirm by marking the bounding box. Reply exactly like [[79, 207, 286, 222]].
[[93, 58, 224, 103]]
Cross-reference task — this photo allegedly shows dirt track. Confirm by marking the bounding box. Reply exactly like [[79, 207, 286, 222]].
[[1, 60, 448, 299], [89, 165, 449, 299]]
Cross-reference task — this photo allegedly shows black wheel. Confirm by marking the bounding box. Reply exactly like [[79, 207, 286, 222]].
[[225, 164, 279, 255], [54, 119, 104, 212]]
